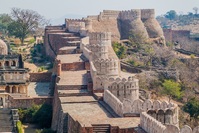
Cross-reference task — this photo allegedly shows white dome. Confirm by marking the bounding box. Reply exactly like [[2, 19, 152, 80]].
[[0, 39, 8, 55]]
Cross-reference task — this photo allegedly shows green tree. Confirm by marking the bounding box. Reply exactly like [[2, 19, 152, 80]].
[[162, 79, 182, 101], [0, 14, 12, 35], [8, 8, 47, 44], [165, 10, 177, 20], [112, 42, 126, 59], [183, 97, 199, 124]]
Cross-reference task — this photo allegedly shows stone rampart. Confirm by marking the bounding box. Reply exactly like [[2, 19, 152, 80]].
[[118, 9, 149, 40], [123, 99, 177, 114], [140, 112, 166, 133], [141, 9, 164, 38], [99, 10, 120, 20], [108, 77, 139, 102], [141, 9, 155, 20], [141, 112, 199, 133], [104, 90, 123, 116], [94, 58, 119, 76], [119, 9, 141, 20], [88, 32, 111, 45]]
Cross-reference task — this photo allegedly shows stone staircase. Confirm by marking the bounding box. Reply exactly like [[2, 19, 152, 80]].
[[58, 89, 92, 97], [92, 124, 110, 133], [98, 101, 120, 118], [0, 109, 15, 133]]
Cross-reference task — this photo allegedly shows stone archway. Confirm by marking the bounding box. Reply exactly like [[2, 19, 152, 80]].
[[11, 61, 16, 66], [12, 86, 17, 93], [4, 61, 9, 67], [0, 97, 3, 106], [5, 86, 9, 93]]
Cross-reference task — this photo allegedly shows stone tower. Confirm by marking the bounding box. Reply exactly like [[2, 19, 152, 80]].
[[88, 32, 111, 60]]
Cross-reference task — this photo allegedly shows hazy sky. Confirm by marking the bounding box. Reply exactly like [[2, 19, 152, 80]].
[[0, 0, 199, 21]]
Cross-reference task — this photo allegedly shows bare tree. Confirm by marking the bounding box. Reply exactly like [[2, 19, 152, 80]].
[[193, 7, 199, 15], [8, 8, 48, 44]]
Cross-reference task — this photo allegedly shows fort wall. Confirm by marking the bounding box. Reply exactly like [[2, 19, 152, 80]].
[[108, 77, 139, 102], [104, 90, 123, 116], [118, 9, 149, 40], [140, 112, 166, 133], [88, 32, 111, 46], [141, 9, 164, 38]]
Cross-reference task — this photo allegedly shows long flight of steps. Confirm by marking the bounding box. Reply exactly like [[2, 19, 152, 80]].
[[92, 124, 110, 133], [0, 109, 15, 133]]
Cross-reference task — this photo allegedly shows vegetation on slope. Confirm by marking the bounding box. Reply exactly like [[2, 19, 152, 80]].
[[18, 104, 53, 128]]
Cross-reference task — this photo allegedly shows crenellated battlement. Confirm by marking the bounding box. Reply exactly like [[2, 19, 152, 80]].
[[101, 10, 120, 18], [88, 32, 112, 46], [141, 9, 155, 19], [89, 32, 111, 41], [119, 9, 141, 20], [65, 18, 86, 23], [107, 76, 139, 102]]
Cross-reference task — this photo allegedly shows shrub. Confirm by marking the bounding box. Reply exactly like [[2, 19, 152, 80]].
[[29, 38, 35, 44], [183, 97, 199, 118], [162, 79, 183, 101], [18, 104, 52, 128], [112, 42, 126, 59], [16, 120, 23, 133]]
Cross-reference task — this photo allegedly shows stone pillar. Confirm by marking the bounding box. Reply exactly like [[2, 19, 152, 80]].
[[2, 96, 5, 107], [17, 72, 19, 80], [16, 86, 19, 93], [1, 61, 4, 68], [25, 86, 28, 96], [57, 61, 61, 76], [9, 86, 12, 93], [15, 60, 18, 67], [9, 61, 12, 67]]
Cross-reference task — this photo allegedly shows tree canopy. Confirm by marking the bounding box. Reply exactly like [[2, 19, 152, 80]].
[[183, 98, 199, 118], [8, 8, 47, 44], [0, 14, 12, 35], [162, 79, 182, 100], [165, 10, 178, 20]]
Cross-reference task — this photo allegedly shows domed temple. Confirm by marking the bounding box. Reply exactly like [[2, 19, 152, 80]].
[[0, 39, 29, 108], [0, 39, 8, 55]]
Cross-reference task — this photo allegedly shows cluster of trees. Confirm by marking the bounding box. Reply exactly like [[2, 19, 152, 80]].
[[18, 104, 53, 128], [0, 8, 48, 44], [164, 7, 199, 20]]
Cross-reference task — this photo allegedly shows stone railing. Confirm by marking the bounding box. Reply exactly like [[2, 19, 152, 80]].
[[140, 112, 166, 133], [123, 99, 177, 114], [141, 112, 199, 133], [104, 90, 123, 116]]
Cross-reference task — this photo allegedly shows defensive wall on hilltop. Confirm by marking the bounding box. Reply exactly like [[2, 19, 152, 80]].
[[44, 9, 165, 59]]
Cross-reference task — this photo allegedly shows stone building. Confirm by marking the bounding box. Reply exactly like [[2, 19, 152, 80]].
[[0, 39, 29, 108], [44, 9, 199, 133]]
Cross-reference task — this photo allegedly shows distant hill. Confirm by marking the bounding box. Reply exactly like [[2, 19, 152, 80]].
[[51, 14, 85, 25]]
